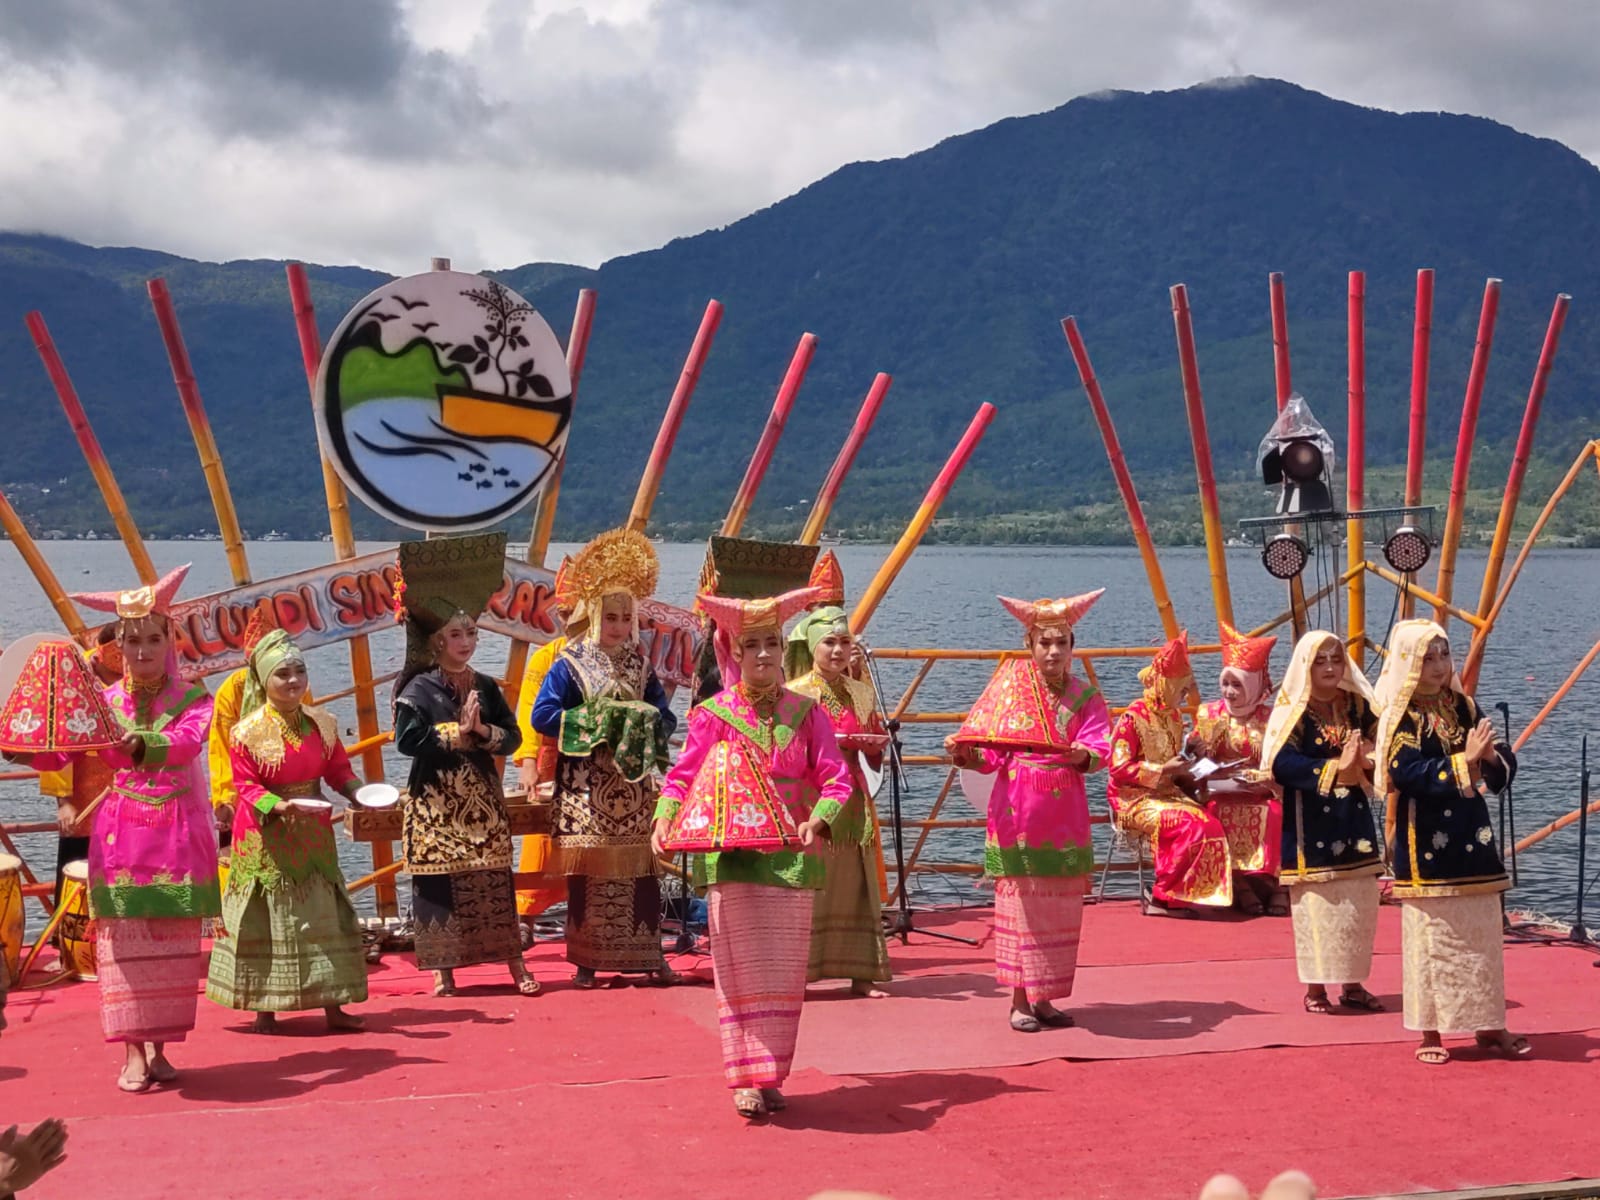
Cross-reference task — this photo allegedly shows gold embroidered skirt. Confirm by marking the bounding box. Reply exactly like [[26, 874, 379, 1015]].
[[1401, 892, 1506, 1034], [1289, 874, 1379, 984]]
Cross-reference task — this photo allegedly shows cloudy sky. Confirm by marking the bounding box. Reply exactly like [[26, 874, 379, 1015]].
[[1, 0, 1595, 275]]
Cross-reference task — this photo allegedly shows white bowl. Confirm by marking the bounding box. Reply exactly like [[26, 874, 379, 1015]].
[[289, 797, 333, 813], [355, 783, 400, 809]]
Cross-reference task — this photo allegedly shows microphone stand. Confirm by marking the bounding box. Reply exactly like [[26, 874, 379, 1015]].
[[1495, 701, 1518, 887], [859, 644, 978, 947]]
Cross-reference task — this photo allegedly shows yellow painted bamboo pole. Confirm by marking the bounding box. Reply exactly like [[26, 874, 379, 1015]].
[[850, 403, 995, 635], [25, 312, 157, 585], [285, 263, 396, 916], [1170, 284, 1235, 632], [0, 487, 87, 637], [1365, 562, 1486, 629], [1511, 633, 1600, 755], [147, 278, 252, 585]]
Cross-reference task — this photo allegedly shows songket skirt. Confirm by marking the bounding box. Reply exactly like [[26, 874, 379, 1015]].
[[411, 868, 521, 971], [708, 883, 812, 1089], [566, 873, 665, 973], [97, 917, 204, 1043], [808, 841, 891, 984], [1119, 797, 1234, 908], [1288, 874, 1380, 984], [206, 875, 367, 1011], [993, 876, 1084, 1004], [1401, 892, 1506, 1034]]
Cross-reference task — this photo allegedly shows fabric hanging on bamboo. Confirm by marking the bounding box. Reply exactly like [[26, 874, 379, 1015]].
[[661, 737, 800, 852], [557, 697, 670, 782], [0, 637, 123, 754]]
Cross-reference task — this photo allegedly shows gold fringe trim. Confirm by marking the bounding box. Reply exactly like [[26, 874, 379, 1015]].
[[550, 841, 658, 878]]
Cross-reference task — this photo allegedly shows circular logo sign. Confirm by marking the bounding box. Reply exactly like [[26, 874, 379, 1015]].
[[313, 270, 573, 531]]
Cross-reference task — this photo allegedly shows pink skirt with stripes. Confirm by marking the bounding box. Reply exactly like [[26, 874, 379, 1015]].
[[993, 876, 1084, 1005], [707, 883, 813, 1089], [97, 917, 204, 1044]]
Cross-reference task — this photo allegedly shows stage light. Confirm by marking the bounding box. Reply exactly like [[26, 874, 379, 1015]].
[[1383, 524, 1431, 574], [1262, 532, 1309, 580], [1258, 394, 1336, 516]]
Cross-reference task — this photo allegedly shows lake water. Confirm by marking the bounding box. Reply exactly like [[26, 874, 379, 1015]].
[[3, 540, 1596, 927]]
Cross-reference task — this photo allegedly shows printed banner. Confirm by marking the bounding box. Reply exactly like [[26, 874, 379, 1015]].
[[165, 550, 702, 687]]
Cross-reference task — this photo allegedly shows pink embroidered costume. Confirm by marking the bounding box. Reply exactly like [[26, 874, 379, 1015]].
[[655, 588, 853, 1102], [1108, 632, 1234, 912], [1191, 621, 1284, 913], [950, 591, 1111, 1009], [34, 565, 221, 1045]]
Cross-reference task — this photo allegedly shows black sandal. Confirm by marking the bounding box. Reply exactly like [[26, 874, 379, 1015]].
[[1303, 992, 1333, 1014], [1338, 987, 1384, 1012]]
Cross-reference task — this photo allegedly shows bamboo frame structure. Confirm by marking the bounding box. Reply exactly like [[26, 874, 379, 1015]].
[[1345, 271, 1367, 663], [1061, 317, 1181, 641], [627, 299, 723, 533], [0, 487, 88, 638], [148, 278, 253, 586], [1432, 277, 1501, 625], [285, 263, 396, 914], [1473, 294, 1569, 627], [849, 403, 994, 635], [799, 373, 890, 544], [1170, 284, 1234, 632], [720, 332, 815, 536], [1268, 273, 1308, 639], [1402, 269, 1434, 619], [25, 312, 158, 585]]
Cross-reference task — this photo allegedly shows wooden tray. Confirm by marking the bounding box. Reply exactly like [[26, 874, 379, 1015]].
[[343, 793, 552, 842]]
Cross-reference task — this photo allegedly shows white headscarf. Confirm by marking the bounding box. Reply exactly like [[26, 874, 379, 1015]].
[[1260, 630, 1377, 776], [1372, 618, 1464, 795]]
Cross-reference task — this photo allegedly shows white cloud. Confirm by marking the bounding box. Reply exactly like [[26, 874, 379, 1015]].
[[0, 0, 1594, 274]]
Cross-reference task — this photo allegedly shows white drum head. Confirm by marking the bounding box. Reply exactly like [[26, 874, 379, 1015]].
[[64, 859, 89, 882]]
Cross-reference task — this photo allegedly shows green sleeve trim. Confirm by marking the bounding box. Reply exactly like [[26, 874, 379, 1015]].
[[811, 797, 845, 827], [252, 791, 283, 818], [140, 731, 173, 767]]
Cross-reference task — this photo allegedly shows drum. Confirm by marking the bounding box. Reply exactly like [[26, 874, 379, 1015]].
[[0, 853, 21, 985], [57, 860, 96, 982]]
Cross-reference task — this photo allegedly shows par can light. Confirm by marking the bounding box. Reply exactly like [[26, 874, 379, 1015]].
[[1263, 532, 1310, 580]]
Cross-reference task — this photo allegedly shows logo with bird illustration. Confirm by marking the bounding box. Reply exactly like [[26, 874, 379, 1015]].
[[313, 270, 573, 531]]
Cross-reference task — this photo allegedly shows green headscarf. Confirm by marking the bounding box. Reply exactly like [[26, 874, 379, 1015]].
[[241, 629, 306, 719], [784, 606, 850, 679]]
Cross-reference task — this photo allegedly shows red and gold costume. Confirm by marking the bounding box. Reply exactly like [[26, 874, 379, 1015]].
[[1108, 632, 1233, 909]]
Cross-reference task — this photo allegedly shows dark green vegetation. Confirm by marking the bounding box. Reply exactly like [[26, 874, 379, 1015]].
[[2, 78, 1598, 545]]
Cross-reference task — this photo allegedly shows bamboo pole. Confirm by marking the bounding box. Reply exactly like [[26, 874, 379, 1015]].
[[1402, 269, 1435, 619], [1462, 441, 1599, 685], [1345, 271, 1367, 663], [1432, 278, 1501, 626], [1365, 562, 1486, 629], [1061, 317, 1181, 641], [147, 278, 252, 586], [1268, 273, 1309, 639], [1471, 293, 1569, 633], [504, 288, 599, 697], [1512, 633, 1600, 756], [721, 332, 815, 536], [285, 263, 396, 915], [627, 299, 724, 533], [0, 487, 87, 637], [849, 403, 995, 635], [1170, 284, 1234, 632], [799, 372, 890, 544], [25, 312, 157, 585]]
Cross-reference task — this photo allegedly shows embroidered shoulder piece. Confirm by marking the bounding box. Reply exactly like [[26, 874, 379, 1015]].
[[700, 688, 815, 754]]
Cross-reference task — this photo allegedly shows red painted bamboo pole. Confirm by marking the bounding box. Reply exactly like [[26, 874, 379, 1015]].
[[24, 312, 158, 585], [721, 332, 816, 536], [1400, 268, 1435, 619], [147, 278, 252, 585], [850, 403, 995, 634], [1170, 284, 1234, 631], [799, 372, 890, 545], [526, 288, 598, 567], [1061, 317, 1180, 641], [1346, 271, 1367, 661], [1432, 278, 1501, 627], [627, 299, 723, 533], [1270, 272, 1292, 410]]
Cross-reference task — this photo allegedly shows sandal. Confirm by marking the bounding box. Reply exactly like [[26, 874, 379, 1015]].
[[1266, 895, 1291, 917], [117, 1071, 153, 1094], [572, 969, 598, 991], [1475, 1032, 1532, 1058], [515, 975, 542, 997], [1033, 1004, 1075, 1028], [1010, 1009, 1043, 1034], [1234, 890, 1265, 916], [1303, 992, 1333, 1015], [1338, 987, 1384, 1012], [733, 1088, 768, 1119], [1415, 1045, 1450, 1065], [760, 1088, 788, 1112]]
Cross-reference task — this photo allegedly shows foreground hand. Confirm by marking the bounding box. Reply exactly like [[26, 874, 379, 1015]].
[[0, 1118, 69, 1193], [798, 817, 830, 847], [1158, 755, 1188, 780], [517, 758, 538, 788], [459, 691, 482, 734], [57, 800, 81, 836], [944, 735, 971, 768], [650, 817, 671, 857], [1466, 719, 1496, 764]]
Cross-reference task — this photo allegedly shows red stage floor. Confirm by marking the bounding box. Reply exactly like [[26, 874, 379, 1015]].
[[4, 899, 1598, 1200]]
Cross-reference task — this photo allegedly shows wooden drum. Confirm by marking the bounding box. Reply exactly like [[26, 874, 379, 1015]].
[[57, 860, 97, 981], [0, 854, 21, 985]]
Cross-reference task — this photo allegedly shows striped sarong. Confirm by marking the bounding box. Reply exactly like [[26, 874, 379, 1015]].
[[708, 882, 812, 1089], [993, 876, 1084, 1005], [97, 917, 204, 1044]]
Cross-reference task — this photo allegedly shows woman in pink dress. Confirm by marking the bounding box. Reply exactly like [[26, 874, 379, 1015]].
[[28, 565, 220, 1092], [947, 591, 1111, 1032]]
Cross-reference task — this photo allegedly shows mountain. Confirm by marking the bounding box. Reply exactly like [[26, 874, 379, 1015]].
[[2, 77, 1598, 546]]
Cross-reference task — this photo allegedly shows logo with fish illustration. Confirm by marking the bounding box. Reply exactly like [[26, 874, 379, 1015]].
[[313, 270, 573, 531]]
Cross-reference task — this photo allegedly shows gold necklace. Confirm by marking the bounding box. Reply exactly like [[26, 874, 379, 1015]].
[[273, 707, 306, 750]]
